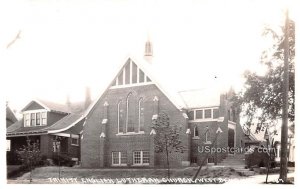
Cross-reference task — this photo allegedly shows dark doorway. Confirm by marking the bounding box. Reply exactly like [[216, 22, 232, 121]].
[[228, 128, 235, 154]]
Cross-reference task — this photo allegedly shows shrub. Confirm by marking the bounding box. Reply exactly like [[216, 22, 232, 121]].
[[52, 153, 75, 167]]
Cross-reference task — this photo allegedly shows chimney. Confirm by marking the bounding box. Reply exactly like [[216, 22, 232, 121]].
[[66, 94, 71, 111], [144, 36, 153, 63], [84, 86, 92, 110]]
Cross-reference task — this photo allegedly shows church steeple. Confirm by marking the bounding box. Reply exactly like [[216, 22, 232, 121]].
[[144, 36, 153, 63]]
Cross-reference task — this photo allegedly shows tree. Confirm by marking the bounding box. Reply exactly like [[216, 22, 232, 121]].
[[152, 112, 185, 179], [235, 13, 295, 183], [235, 18, 294, 131], [16, 137, 42, 182]]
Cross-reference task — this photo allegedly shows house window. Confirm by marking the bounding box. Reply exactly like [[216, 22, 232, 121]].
[[188, 111, 194, 120], [71, 137, 79, 146], [194, 126, 199, 137], [41, 112, 47, 125], [30, 113, 36, 126], [25, 113, 30, 126], [138, 98, 144, 132], [195, 110, 203, 119], [112, 151, 127, 165], [213, 109, 219, 119], [133, 151, 149, 165], [36, 112, 41, 126], [228, 110, 231, 121], [126, 93, 134, 132], [232, 109, 236, 122], [204, 109, 212, 119], [117, 101, 123, 133], [139, 69, 145, 83]]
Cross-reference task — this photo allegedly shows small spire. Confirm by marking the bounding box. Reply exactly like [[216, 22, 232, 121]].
[[144, 35, 153, 63]]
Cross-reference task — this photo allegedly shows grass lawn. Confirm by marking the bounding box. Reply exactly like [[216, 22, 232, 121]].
[[7, 166, 244, 184]]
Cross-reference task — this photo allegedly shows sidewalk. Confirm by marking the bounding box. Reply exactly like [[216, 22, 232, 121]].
[[226, 172, 295, 184]]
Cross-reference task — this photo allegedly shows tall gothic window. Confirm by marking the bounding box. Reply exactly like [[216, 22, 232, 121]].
[[138, 98, 144, 132], [126, 93, 134, 132], [205, 126, 211, 143], [117, 100, 123, 133]]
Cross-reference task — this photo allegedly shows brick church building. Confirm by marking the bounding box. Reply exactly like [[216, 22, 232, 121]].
[[81, 40, 246, 168]]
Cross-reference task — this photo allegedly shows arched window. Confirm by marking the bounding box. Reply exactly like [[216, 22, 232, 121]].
[[126, 92, 134, 132], [138, 98, 144, 132], [205, 126, 210, 143], [194, 126, 199, 137], [117, 100, 122, 133]]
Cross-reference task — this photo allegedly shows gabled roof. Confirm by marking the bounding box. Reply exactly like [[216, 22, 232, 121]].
[[6, 106, 18, 126], [6, 120, 22, 133], [6, 112, 85, 136], [22, 99, 70, 113], [46, 113, 84, 133], [178, 88, 222, 109], [84, 54, 186, 118]]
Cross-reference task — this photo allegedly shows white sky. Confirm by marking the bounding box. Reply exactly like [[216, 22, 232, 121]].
[[0, 0, 297, 113]]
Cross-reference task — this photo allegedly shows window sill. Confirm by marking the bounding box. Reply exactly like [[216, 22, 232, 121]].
[[132, 163, 149, 166], [204, 141, 212, 145], [188, 119, 218, 123], [111, 164, 127, 167], [116, 131, 145, 136], [71, 144, 79, 146], [192, 136, 200, 140]]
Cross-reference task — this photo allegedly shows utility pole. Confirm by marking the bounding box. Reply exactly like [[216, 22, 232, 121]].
[[279, 9, 289, 183]]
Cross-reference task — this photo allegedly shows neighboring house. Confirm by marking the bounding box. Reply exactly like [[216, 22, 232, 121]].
[[6, 99, 87, 164], [80, 40, 247, 168], [6, 104, 18, 128]]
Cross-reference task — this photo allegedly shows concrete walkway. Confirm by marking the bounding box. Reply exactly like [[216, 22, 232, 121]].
[[226, 172, 295, 184]]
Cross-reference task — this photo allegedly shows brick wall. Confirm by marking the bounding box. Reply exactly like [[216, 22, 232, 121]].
[[81, 84, 189, 168]]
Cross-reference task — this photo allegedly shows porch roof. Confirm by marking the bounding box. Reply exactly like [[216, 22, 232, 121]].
[[6, 113, 84, 137]]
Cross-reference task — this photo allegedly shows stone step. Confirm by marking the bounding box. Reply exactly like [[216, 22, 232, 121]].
[[238, 171, 255, 176], [220, 162, 245, 164]]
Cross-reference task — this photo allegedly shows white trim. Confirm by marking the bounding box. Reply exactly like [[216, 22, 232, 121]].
[[83, 55, 185, 119], [188, 118, 218, 123], [217, 117, 225, 122], [23, 109, 47, 113], [21, 100, 50, 112], [116, 131, 145, 136], [100, 132, 106, 138], [182, 113, 188, 119], [188, 107, 220, 122], [150, 129, 156, 135], [51, 133, 79, 138], [102, 118, 108, 124], [129, 59, 132, 84], [228, 120, 237, 125], [110, 82, 153, 89], [132, 151, 150, 166], [112, 151, 127, 166], [137, 67, 140, 83], [125, 93, 132, 132], [23, 110, 48, 127], [117, 100, 122, 134], [123, 67, 125, 85], [193, 126, 199, 137], [138, 98, 143, 132], [186, 128, 191, 134], [71, 135, 79, 146]]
